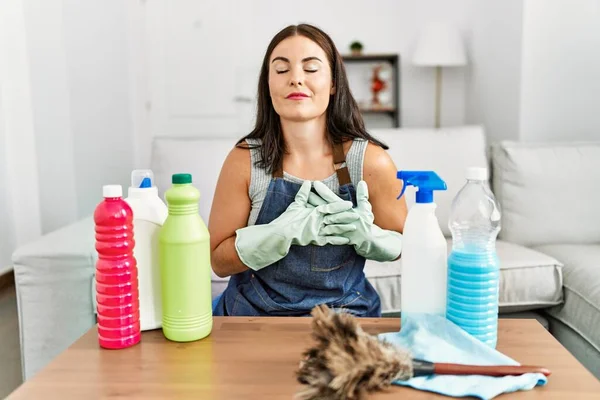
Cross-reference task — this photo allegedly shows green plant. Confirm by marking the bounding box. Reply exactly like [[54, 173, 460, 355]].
[[349, 41, 363, 52]]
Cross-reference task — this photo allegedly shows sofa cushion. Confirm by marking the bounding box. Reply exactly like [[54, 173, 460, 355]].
[[491, 141, 600, 247], [533, 244, 600, 353], [364, 239, 563, 314], [371, 126, 488, 237]]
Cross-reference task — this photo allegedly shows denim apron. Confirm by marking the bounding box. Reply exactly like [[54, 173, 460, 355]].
[[213, 142, 381, 317]]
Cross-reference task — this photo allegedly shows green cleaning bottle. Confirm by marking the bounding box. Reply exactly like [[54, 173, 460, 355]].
[[159, 173, 212, 341]]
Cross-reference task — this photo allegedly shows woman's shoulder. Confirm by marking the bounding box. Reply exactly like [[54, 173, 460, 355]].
[[230, 137, 263, 166], [363, 140, 397, 180], [220, 141, 252, 185]]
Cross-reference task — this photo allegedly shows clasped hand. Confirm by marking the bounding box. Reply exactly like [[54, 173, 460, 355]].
[[235, 180, 402, 271], [309, 180, 403, 262], [234, 180, 357, 271]]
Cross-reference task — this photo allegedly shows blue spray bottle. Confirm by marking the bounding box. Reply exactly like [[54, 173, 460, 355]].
[[397, 171, 448, 319]]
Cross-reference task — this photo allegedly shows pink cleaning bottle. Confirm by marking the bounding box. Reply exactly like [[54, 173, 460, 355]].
[[94, 184, 141, 349]]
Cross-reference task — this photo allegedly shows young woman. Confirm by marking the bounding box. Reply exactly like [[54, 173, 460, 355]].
[[209, 24, 407, 317]]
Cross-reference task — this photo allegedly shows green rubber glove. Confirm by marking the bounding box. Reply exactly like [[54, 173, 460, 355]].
[[315, 180, 403, 262], [235, 180, 358, 271]]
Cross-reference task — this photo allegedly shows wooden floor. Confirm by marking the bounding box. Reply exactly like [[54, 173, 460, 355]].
[[0, 281, 22, 398]]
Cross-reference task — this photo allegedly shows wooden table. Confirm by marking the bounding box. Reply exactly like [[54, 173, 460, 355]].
[[7, 317, 600, 399]]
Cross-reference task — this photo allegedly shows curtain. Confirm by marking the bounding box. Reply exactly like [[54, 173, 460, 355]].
[[0, 0, 43, 274]]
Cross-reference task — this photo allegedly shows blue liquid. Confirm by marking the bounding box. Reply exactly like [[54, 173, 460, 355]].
[[446, 249, 500, 348]]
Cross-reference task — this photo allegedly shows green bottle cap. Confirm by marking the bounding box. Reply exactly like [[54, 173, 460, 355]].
[[172, 173, 192, 184]]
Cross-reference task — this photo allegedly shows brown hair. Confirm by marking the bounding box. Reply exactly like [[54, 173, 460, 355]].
[[237, 23, 389, 173]]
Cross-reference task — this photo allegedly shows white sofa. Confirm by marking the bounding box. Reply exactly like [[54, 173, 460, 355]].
[[12, 126, 599, 381]]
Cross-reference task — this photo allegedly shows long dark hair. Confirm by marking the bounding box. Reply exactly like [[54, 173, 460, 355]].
[[237, 23, 389, 173]]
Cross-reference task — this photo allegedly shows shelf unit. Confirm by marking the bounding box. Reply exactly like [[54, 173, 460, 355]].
[[341, 53, 400, 127]]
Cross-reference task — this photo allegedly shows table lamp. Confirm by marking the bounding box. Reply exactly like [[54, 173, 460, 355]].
[[412, 22, 467, 128]]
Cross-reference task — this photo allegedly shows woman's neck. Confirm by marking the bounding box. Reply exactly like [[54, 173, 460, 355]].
[[280, 116, 330, 158], [280, 116, 335, 179]]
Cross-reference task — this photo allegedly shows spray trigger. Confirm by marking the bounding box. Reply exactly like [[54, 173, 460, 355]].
[[396, 171, 447, 203]]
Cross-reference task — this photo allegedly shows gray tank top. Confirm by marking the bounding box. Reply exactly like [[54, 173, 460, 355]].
[[245, 137, 368, 226]]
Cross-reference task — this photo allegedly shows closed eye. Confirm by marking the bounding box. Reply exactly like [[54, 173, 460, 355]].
[[276, 69, 317, 74]]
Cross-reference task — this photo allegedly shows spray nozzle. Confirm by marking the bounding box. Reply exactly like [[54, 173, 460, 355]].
[[131, 169, 154, 189], [139, 177, 152, 188], [397, 170, 447, 203]]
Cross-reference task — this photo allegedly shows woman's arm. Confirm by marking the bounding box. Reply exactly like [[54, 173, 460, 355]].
[[362, 142, 408, 234], [208, 145, 252, 278]]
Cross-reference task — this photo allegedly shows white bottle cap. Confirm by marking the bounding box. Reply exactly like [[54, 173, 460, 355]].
[[103, 185, 123, 198], [466, 167, 488, 181]]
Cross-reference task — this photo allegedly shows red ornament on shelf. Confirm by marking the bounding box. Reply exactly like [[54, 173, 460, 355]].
[[371, 65, 387, 106]]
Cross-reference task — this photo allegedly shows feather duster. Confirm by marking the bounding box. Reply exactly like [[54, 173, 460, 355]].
[[295, 304, 550, 400]]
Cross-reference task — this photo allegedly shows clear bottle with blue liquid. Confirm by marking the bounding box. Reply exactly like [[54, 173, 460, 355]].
[[446, 167, 502, 348]]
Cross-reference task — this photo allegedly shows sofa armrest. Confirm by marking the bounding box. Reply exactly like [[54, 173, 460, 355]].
[[11, 213, 234, 380], [12, 216, 97, 381]]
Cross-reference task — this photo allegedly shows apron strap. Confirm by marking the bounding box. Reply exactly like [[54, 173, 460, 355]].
[[273, 141, 351, 186], [332, 141, 352, 186]]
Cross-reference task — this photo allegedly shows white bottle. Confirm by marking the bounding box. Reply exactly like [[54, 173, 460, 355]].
[[125, 169, 168, 331], [397, 170, 448, 318]]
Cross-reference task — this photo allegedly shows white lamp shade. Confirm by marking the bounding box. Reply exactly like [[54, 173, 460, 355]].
[[412, 22, 467, 66]]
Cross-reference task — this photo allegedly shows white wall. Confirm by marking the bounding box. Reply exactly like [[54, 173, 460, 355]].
[[519, 0, 600, 142], [62, 0, 134, 219], [23, 0, 78, 234], [465, 0, 524, 143], [18, 0, 135, 234]]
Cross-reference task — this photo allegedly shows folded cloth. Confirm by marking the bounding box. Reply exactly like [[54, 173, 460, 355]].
[[378, 314, 547, 400]]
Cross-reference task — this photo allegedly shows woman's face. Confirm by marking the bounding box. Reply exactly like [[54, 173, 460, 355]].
[[268, 35, 334, 122]]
